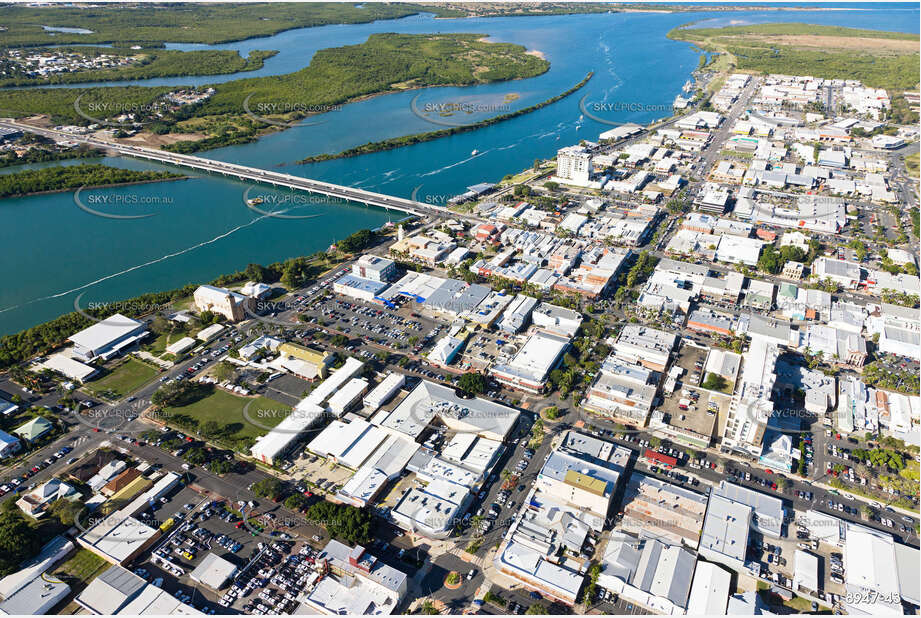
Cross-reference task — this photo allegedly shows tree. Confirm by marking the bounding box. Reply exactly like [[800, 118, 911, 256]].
[[513, 184, 531, 197], [199, 420, 221, 438], [46, 498, 85, 527], [420, 600, 439, 615], [0, 507, 42, 577], [701, 373, 728, 392], [213, 360, 236, 383], [648, 436, 661, 449], [525, 603, 546, 615], [330, 334, 349, 347], [151, 380, 209, 408], [457, 372, 487, 395], [284, 494, 307, 511], [250, 478, 284, 501]]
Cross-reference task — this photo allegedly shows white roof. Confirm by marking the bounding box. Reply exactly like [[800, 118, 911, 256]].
[[68, 313, 144, 352], [793, 550, 819, 592], [687, 562, 731, 615], [190, 552, 238, 589], [166, 336, 196, 355], [38, 352, 97, 382], [328, 377, 369, 413], [306, 357, 364, 405], [196, 323, 225, 341]]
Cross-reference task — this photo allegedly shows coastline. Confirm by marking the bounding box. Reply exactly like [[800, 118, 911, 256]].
[[0, 174, 187, 200], [298, 71, 593, 165]]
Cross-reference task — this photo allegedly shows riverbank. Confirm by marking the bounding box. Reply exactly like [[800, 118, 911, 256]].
[[298, 71, 593, 164]]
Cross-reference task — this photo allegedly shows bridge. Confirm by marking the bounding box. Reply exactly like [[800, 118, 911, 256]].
[[0, 119, 447, 218]]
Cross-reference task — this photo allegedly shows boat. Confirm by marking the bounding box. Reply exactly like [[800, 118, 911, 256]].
[[246, 197, 264, 206], [471, 149, 479, 156], [579, 114, 584, 122], [683, 80, 693, 92]]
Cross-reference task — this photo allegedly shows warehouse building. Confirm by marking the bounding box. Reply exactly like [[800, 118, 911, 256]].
[[68, 313, 148, 362]]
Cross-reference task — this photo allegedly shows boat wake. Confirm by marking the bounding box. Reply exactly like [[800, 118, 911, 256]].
[[0, 213, 280, 317]]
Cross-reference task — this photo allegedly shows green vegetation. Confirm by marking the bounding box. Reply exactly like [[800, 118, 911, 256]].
[[84, 358, 159, 400], [525, 603, 546, 615], [483, 590, 507, 607], [53, 548, 109, 586], [0, 47, 277, 87], [669, 23, 920, 89], [0, 141, 101, 169], [906, 154, 920, 178], [303, 501, 372, 545], [457, 372, 487, 396], [0, 33, 548, 155], [0, 504, 44, 577], [250, 478, 284, 501], [156, 385, 291, 451], [862, 361, 920, 395], [528, 418, 545, 449], [851, 447, 906, 471], [0, 3, 451, 47], [0, 163, 183, 199], [445, 571, 461, 585], [701, 372, 729, 392], [300, 71, 593, 164]]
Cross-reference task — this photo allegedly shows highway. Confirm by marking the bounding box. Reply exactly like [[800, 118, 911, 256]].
[[0, 119, 446, 219]]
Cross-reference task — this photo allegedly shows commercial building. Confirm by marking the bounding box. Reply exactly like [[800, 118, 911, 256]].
[[332, 274, 390, 303], [620, 473, 708, 548], [67, 313, 149, 362], [363, 373, 405, 411], [686, 561, 731, 615], [531, 302, 583, 338], [612, 324, 677, 372], [352, 254, 398, 282], [812, 257, 862, 289], [76, 565, 201, 615], [250, 359, 365, 465], [497, 294, 539, 334], [686, 308, 735, 337], [699, 492, 754, 573], [298, 541, 408, 615], [490, 331, 570, 394], [722, 338, 778, 457], [0, 536, 72, 615], [276, 342, 335, 380], [598, 532, 697, 615], [582, 356, 657, 426], [190, 553, 238, 591], [193, 284, 249, 322], [328, 378, 369, 417], [495, 432, 631, 606], [428, 335, 465, 367], [375, 379, 519, 443]]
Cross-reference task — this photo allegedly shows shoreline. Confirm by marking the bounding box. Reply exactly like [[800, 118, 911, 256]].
[[298, 71, 593, 165], [0, 174, 187, 200]]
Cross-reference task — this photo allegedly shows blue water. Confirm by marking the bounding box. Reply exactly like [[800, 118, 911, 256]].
[[0, 6, 917, 335]]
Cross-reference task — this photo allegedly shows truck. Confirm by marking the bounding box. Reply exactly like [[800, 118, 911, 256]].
[[677, 398, 691, 411]]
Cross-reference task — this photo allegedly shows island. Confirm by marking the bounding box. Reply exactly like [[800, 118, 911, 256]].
[[0, 163, 184, 199]]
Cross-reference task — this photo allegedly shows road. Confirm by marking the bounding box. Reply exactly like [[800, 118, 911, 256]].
[[0, 119, 446, 219]]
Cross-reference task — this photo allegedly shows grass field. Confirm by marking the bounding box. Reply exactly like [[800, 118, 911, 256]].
[[670, 23, 920, 90], [162, 389, 291, 442], [906, 153, 919, 178], [84, 358, 159, 399], [53, 548, 109, 585]]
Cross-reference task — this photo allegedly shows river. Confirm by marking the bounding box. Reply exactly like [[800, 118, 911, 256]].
[[0, 6, 917, 335]]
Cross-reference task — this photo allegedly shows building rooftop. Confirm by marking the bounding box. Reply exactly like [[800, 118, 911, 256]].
[[67, 313, 145, 353]]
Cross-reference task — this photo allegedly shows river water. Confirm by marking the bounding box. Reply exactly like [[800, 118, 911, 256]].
[[0, 6, 917, 335]]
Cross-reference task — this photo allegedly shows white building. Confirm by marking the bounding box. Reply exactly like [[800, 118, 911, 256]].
[[68, 313, 148, 362], [555, 145, 593, 184]]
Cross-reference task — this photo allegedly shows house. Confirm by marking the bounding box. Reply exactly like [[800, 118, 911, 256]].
[[13, 415, 54, 443], [0, 430, 21, 459], [16, 478, 76, 518]]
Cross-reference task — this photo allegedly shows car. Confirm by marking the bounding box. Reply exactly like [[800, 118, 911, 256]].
[[467, 569, 476, 580]]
